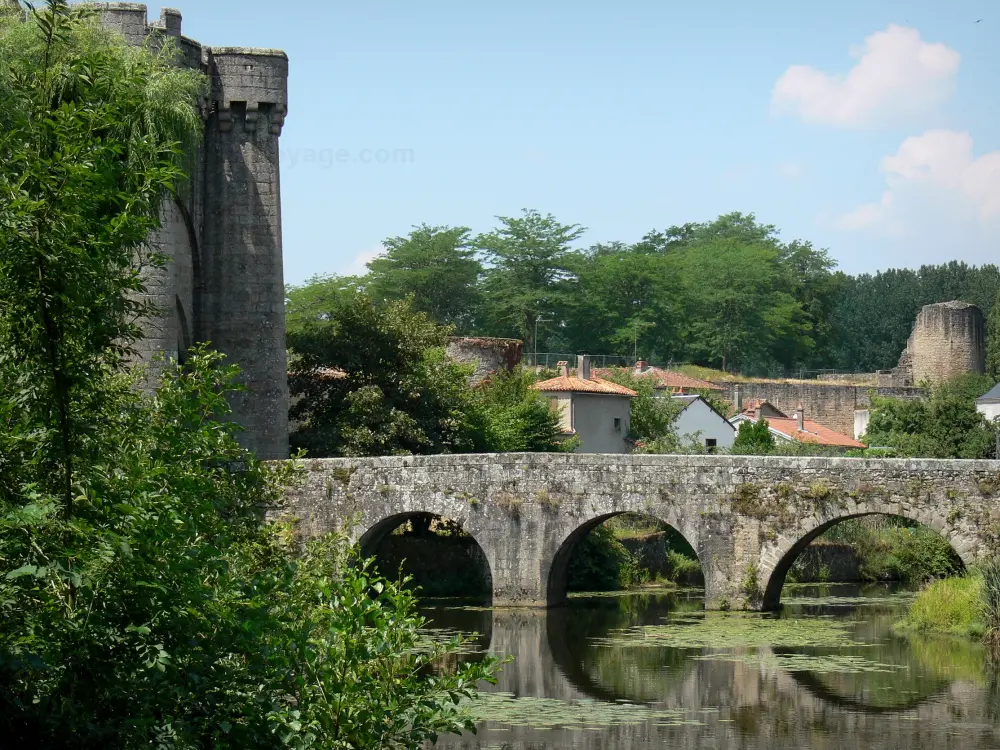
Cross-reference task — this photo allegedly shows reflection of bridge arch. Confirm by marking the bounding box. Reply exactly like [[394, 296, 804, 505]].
[[546, 512, 702, 606], [488, 608, 951, 716], [785, 661, 948, 714], [760, 510, 968, 610]]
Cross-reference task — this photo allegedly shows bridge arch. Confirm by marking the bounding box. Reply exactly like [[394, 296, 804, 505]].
[[546, 511, 703, 606], [355, 510, 494, 602], [760, 508, 971, 610]]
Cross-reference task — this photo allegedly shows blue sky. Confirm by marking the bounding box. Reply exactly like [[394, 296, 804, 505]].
[[137, 1, 998, 284]]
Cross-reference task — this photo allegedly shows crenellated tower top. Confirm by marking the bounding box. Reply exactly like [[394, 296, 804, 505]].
[[84, 4, 289, 134]]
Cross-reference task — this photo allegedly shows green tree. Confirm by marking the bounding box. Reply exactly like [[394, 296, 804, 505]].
[[285, 273, 364, 334], [287, 294, 475, 457], [366, 224, 482, 331], [465, 367, 569, 453], [0, 0, 204, 512], [1, 350, 499, 747], [732, 418, 776, 454], [476, 209, 585, 351], [988, 285, 1000, 381], [864, 373, 997, 458], [562, 248, 682, 361]]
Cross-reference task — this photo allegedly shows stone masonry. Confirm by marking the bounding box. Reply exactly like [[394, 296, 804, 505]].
[[891, 300, 986, 386], [276, 453, 1000, 611], [95, 4, 290, 459]]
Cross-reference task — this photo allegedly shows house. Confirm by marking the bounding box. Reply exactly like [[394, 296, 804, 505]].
[[594, 361, 723, 394], [532, 355, 636, 453], [670, 394, 736, 451], [730, 401, 865, 450], [976, 382, 1000, 423]]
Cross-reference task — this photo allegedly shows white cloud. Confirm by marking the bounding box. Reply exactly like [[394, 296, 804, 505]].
[[772, 25, 960, 127], [342, 246, 384, 276], [838, 130, 1000, 232]]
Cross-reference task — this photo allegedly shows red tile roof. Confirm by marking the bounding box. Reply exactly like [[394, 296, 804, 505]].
[[532, 374, 637, 396], [594, 366, 722, 391], [755, 416, 865, 448]]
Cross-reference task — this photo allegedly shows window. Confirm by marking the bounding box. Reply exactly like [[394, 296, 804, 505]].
[[705, 438, 717, 453], [614, 417, 622, 432]]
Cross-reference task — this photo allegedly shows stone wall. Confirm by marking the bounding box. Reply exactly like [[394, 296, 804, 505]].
[[94, 4, 290, 459], [911, 301, 986, 385], [275, 453, 1000, 610], [789, 541, 860, 582], [446, 337, 523, 385], [718, 381, 924, 436]]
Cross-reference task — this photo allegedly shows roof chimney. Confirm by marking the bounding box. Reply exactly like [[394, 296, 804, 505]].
[[796, 403, 805, 431], [578, 354, 591, 380], [734, 384, 742, 414], [635, 360, 647, 373], [556, 360, 569, 378]]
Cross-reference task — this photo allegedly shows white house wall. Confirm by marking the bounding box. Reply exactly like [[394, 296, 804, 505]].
[[570, 393, 632, 454], [674, 400, 736, 450]]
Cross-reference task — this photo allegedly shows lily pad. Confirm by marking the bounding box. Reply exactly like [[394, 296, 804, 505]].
[[590, 612, 867, 649], [466, 692, 704, 729], [692, 652, 907, 674]]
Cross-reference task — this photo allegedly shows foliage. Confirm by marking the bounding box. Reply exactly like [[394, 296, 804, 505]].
[[366, 224, 482, 331], [826, 261, 1000, 372], [0, 0, 205, 511], [465, 367, 569, 453], [731, 418, 776, 454], [287, 290, 567, 457], [475, 209, 585, 351], [0, 349, 500, 748], [284, 273, 363, 333], [667, 550, 702, 584], [989, 286, 1000, 382], [982, 557, 1000, 646], [287, 294, 476, 457], [0, 8, 500, 745], [567, 525, 645, 591], [820, 518, 963, 583], [863, 373, 998, 458], [901, 575, 986, 638]]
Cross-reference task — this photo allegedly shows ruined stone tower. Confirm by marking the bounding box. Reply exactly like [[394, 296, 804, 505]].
[[893, 301, 986, 386], [93, 4, 290, 459]]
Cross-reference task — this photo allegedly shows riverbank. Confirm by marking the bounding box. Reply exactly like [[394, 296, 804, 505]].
[[897, 560, 1000, 645]]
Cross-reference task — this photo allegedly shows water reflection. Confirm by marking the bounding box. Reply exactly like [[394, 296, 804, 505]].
[[425, 584, 1000, 749]]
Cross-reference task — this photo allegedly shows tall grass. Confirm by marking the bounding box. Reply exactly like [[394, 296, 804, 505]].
[[982, 557, 1000, 646], [901, 575, 985, 638]]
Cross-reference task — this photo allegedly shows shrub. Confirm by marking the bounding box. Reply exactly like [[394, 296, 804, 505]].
[[667, 550, 702, 584], [731, 418, 775, 455], [0, 351, 502, 748], [567, 525, 644, 591]]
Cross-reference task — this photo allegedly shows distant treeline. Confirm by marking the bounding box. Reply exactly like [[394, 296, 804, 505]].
[[290, 210, 1000, 378]]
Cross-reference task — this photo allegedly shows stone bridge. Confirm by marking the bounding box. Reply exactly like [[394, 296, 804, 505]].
[[277, 454, 1000, 609]]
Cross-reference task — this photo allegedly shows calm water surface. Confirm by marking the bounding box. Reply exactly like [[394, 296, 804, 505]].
[[423, 584, 1000, 749]]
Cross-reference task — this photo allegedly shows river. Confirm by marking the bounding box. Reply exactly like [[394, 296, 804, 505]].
[[423, 584, 1000, 749]]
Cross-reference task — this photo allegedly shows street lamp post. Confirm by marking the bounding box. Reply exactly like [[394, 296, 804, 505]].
[[534, 317, 552, 368]]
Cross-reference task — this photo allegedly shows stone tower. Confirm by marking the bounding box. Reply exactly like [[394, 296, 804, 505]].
[[894, 301, 986, 386], [93, 4, 290, 459]]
